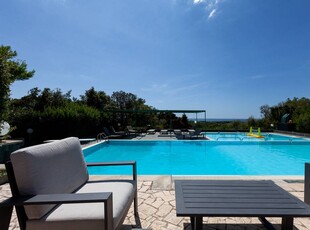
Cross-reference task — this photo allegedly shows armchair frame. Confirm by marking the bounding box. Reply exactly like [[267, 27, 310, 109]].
[[1, 160, 138, 230]]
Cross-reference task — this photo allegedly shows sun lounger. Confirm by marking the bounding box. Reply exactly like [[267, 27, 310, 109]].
[[103, 127, 123, 139], [160, 129, 168, 135], [173, 129, 182, 135], [126, 126, 139, 135], [110, 126, 126, 136], [190, 130, 205, 139], [147, 129, 156, 134]]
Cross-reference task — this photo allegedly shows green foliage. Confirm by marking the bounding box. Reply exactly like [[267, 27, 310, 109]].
[[109, 91, 156, 127], [260, 97, 310, 133], [247, 116, 257, 127], [196, 121, 249, 131], [295, 112, 310, 133], [10, 87, 159, 143], [11, 103, 101, 144], [80, 87, 110, 110], [111, 91, 145, 110], [0, 45, 34, 123], [0, 169, 6, 177], [10, 78, 309, 144]]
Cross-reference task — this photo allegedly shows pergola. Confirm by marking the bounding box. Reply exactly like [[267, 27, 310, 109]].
[[102, 109, 207, 124]]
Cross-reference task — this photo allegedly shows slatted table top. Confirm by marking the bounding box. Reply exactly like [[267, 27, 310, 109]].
[[175, 180, 310, 217]]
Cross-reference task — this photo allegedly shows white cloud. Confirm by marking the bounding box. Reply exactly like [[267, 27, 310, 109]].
[[193, 0, 205, 4], [192, 0, 223, 19], [208, 9, 217, 19]]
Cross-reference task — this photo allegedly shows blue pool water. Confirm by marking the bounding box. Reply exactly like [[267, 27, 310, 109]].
[[205, 132, 309, 141], [83, 140, 310, 176]]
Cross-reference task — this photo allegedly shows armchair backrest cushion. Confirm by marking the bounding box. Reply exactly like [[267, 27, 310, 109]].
[[10, 137, 89, 219]]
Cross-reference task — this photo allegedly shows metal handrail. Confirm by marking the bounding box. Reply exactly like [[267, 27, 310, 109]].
[[97, 132, 108, 142]]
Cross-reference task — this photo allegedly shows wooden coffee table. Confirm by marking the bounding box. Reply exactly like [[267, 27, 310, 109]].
[[175, 180, 310, 230]]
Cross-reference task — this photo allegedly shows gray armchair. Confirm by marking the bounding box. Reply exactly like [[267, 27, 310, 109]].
[[1, 137, 138, 230]]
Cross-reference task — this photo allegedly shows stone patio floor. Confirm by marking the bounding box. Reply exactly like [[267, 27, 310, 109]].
[[1, 176, 310, 230]]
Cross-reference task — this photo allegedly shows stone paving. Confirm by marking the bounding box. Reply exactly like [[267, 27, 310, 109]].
[[1, 177, 310, 230]]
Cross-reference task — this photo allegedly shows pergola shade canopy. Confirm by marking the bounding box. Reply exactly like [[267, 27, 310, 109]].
[[102, 109, 205, 114], [102, 109, 207, 122]]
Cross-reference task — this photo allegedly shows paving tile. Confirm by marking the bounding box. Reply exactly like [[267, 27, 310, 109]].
[[151, 219, 167, 229], [164, 212, 183, 226], [139, 203, 158, 216], [290, 191, 305, 200], [291, 183, 306, 192], [150, 198, 165, 209], [167, 223, 181, 230], [296, 217, 310, 229], [139, 185, 150, 193], [1, 179, 310, 230], [144, 197, 156, 205], [156, 203, 173, 217], [143, 181, 152, 186], [138, 192, 151, 200]]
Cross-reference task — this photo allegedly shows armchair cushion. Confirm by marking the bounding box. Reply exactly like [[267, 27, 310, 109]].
[[10, 137, 89, 219], [26, 180, 136, 230]]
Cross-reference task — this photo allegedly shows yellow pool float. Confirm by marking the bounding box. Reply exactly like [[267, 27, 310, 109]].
[[247, 127, 264, 138]]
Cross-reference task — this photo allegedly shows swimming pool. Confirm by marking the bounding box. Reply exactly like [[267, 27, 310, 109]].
[[83, 140, 310, 176], [205, 132, 310, 141]]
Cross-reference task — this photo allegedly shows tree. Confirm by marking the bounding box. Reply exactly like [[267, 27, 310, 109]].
[[110, 91, 145, 110], [110, 91, 148, 126], [0, 45, 34, 123], [80, 87, 110, 110], [260, 97, 310, 133], [10, 87, 72, 113], [247, 116, 257, 128], [37, 88, 71, 111], [260, 105, 271, 120]]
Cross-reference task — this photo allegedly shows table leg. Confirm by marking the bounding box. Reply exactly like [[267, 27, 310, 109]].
[[190, 217, 195, 229], [195, 217, 203, 230], [259, 217, 276, 230], [281, 217, 293, 230], [190, 216, 203, 230]]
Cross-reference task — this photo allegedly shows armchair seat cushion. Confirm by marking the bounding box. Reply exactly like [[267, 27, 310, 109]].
[[27, 180, 136, 230]]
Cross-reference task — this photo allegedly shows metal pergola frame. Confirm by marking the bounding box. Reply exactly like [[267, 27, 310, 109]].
[[102, 109, 207, 123]]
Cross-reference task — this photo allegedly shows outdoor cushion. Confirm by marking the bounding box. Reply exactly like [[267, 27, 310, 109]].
[[26, 180, 136, 230], [10, 137, 89, 219]]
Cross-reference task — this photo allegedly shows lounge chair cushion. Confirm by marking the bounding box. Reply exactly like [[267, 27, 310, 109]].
[[26, 180, 136, 230], [10, 137, 89, 219]]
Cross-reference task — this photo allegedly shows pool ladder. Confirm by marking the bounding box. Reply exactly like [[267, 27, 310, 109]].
[[97, 132, 109, 142]]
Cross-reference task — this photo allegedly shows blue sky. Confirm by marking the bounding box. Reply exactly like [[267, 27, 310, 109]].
[[1, 0, 310, 119]]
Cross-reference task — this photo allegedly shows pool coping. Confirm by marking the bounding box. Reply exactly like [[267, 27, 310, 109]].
[[89, 175, 305, 191], [90, 175, 305, 181]]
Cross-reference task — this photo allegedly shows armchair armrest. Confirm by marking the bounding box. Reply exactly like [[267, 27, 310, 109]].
[[0, 193, 113, 230], [19, 192, 112, 205], [87, 161, 137, 181]]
